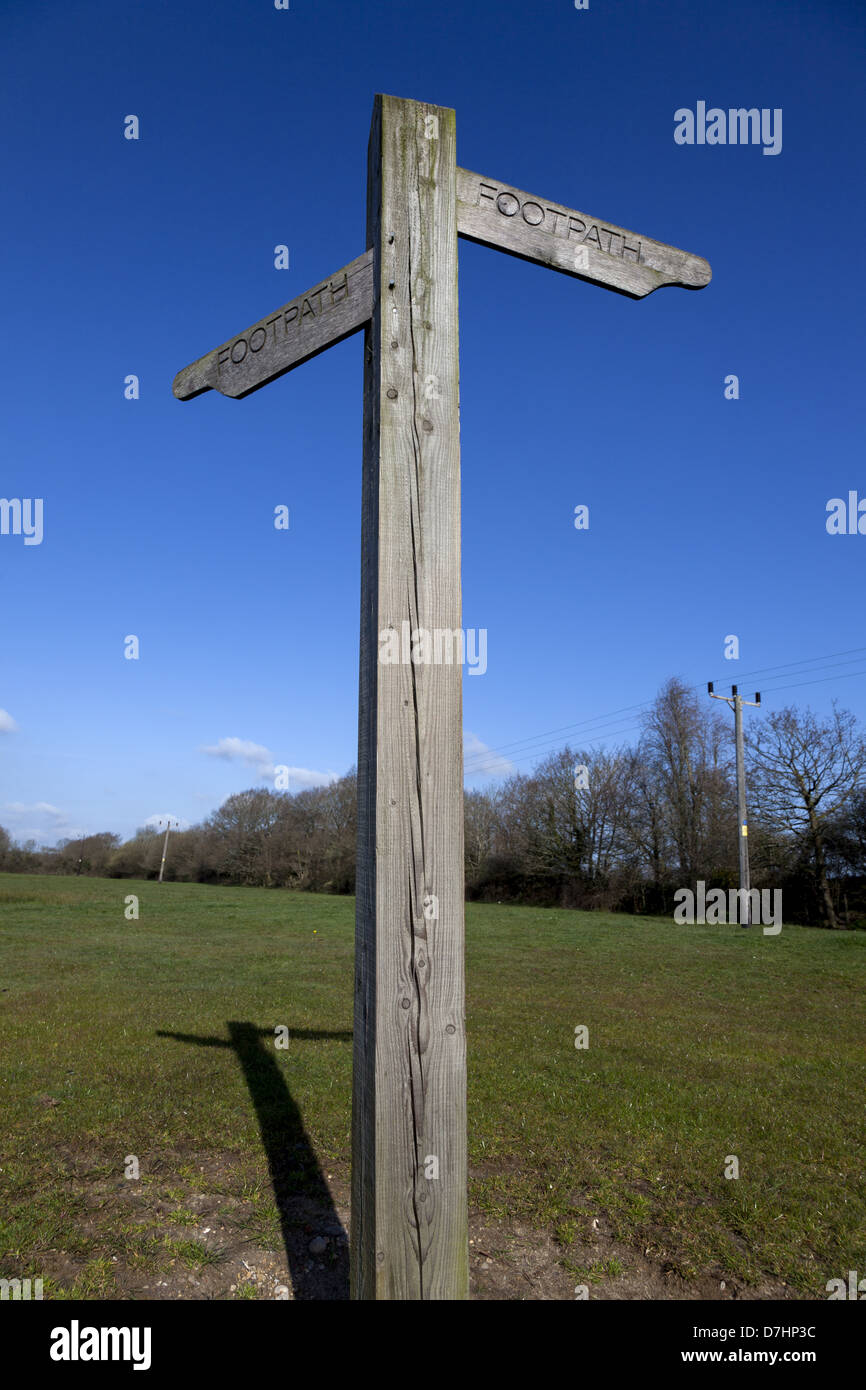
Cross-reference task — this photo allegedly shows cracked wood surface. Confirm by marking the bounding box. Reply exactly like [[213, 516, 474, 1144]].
[[352, 94, 468, 1301]]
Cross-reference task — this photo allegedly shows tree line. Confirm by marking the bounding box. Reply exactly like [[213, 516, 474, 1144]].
[[3, 681, 865, 927]]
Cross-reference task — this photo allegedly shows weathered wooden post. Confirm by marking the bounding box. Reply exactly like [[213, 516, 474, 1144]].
[[353, 95, 466, 1300], [172, 91, 710, 1302]]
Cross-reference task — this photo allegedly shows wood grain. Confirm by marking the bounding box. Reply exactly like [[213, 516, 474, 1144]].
[[456, 167, 711, 298], [352, 94, 468, 1301], [172, 250, 373, 400]]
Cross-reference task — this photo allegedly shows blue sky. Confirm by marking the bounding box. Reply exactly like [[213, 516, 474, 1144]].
[[1, 0, 864, 845]]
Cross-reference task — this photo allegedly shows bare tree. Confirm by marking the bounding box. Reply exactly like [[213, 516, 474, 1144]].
[[496, 746, 634, 902], [206, 789, 282, 885], [106, 827, 162, 878], [639, 678, 734, 882], [463, 787, 499, 882], [748, 703, 866, 927]]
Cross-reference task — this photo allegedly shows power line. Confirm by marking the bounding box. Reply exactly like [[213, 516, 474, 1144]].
[[465, 698, 655, 762], [755, 667, 866, 696], [465, 718, 647, 775], [464, 644, 866, 772], [464, 706, 656, 769], [466, 722, 648, 777], [705, 648, 866, 689], [464, 646, 866, 777]]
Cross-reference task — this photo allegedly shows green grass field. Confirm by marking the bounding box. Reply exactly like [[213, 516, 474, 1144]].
[[1, 872, 864, 1298]]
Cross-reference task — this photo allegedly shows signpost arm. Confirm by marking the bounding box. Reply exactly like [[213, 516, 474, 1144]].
[[352, 93, 468, 1300]]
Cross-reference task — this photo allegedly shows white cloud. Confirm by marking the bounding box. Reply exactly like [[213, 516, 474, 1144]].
[[463, 732, 515, 779], [1, 801, 78, 847], [0, 709, 18, 734], [4, 800, 67, 821], [201, 737, 276, 778], [200, 737, 337, 790], [144, 813, 190, 831], [278, 766, 339, 790]]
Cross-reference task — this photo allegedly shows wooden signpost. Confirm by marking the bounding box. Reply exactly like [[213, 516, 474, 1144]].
[[173, 93, 711, 1301]]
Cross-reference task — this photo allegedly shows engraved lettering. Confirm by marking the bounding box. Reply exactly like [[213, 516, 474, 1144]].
[[521, 200, 544, 226], [622, 238, 641, 263], [496, 192, 520, 216], [567, 215, 586, 240], [583, 224, 602, 250], [330, 273, 349, 304], [479, 182, 497, 204], [546, 206, 564, 234], [173, 249, 376, 400]]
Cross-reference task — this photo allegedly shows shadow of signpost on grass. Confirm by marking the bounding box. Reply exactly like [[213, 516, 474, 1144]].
[[157, 1020, 352, 1300]]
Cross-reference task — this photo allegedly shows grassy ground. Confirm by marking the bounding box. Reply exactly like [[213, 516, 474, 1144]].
[[1, 872, 863, 1298]]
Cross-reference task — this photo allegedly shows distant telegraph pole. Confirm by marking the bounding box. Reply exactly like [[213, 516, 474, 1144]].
[[157, 817, 176, 883], [708, 683, 761, 925]]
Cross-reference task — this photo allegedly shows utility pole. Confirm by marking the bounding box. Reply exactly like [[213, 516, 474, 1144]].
[[708, 683, 761, 926], [157, 817, 175, 883]]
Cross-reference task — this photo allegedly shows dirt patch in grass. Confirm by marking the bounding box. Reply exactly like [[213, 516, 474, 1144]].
[[11, 1147, 810, 1301], [469, 1209, 796, 1302]]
